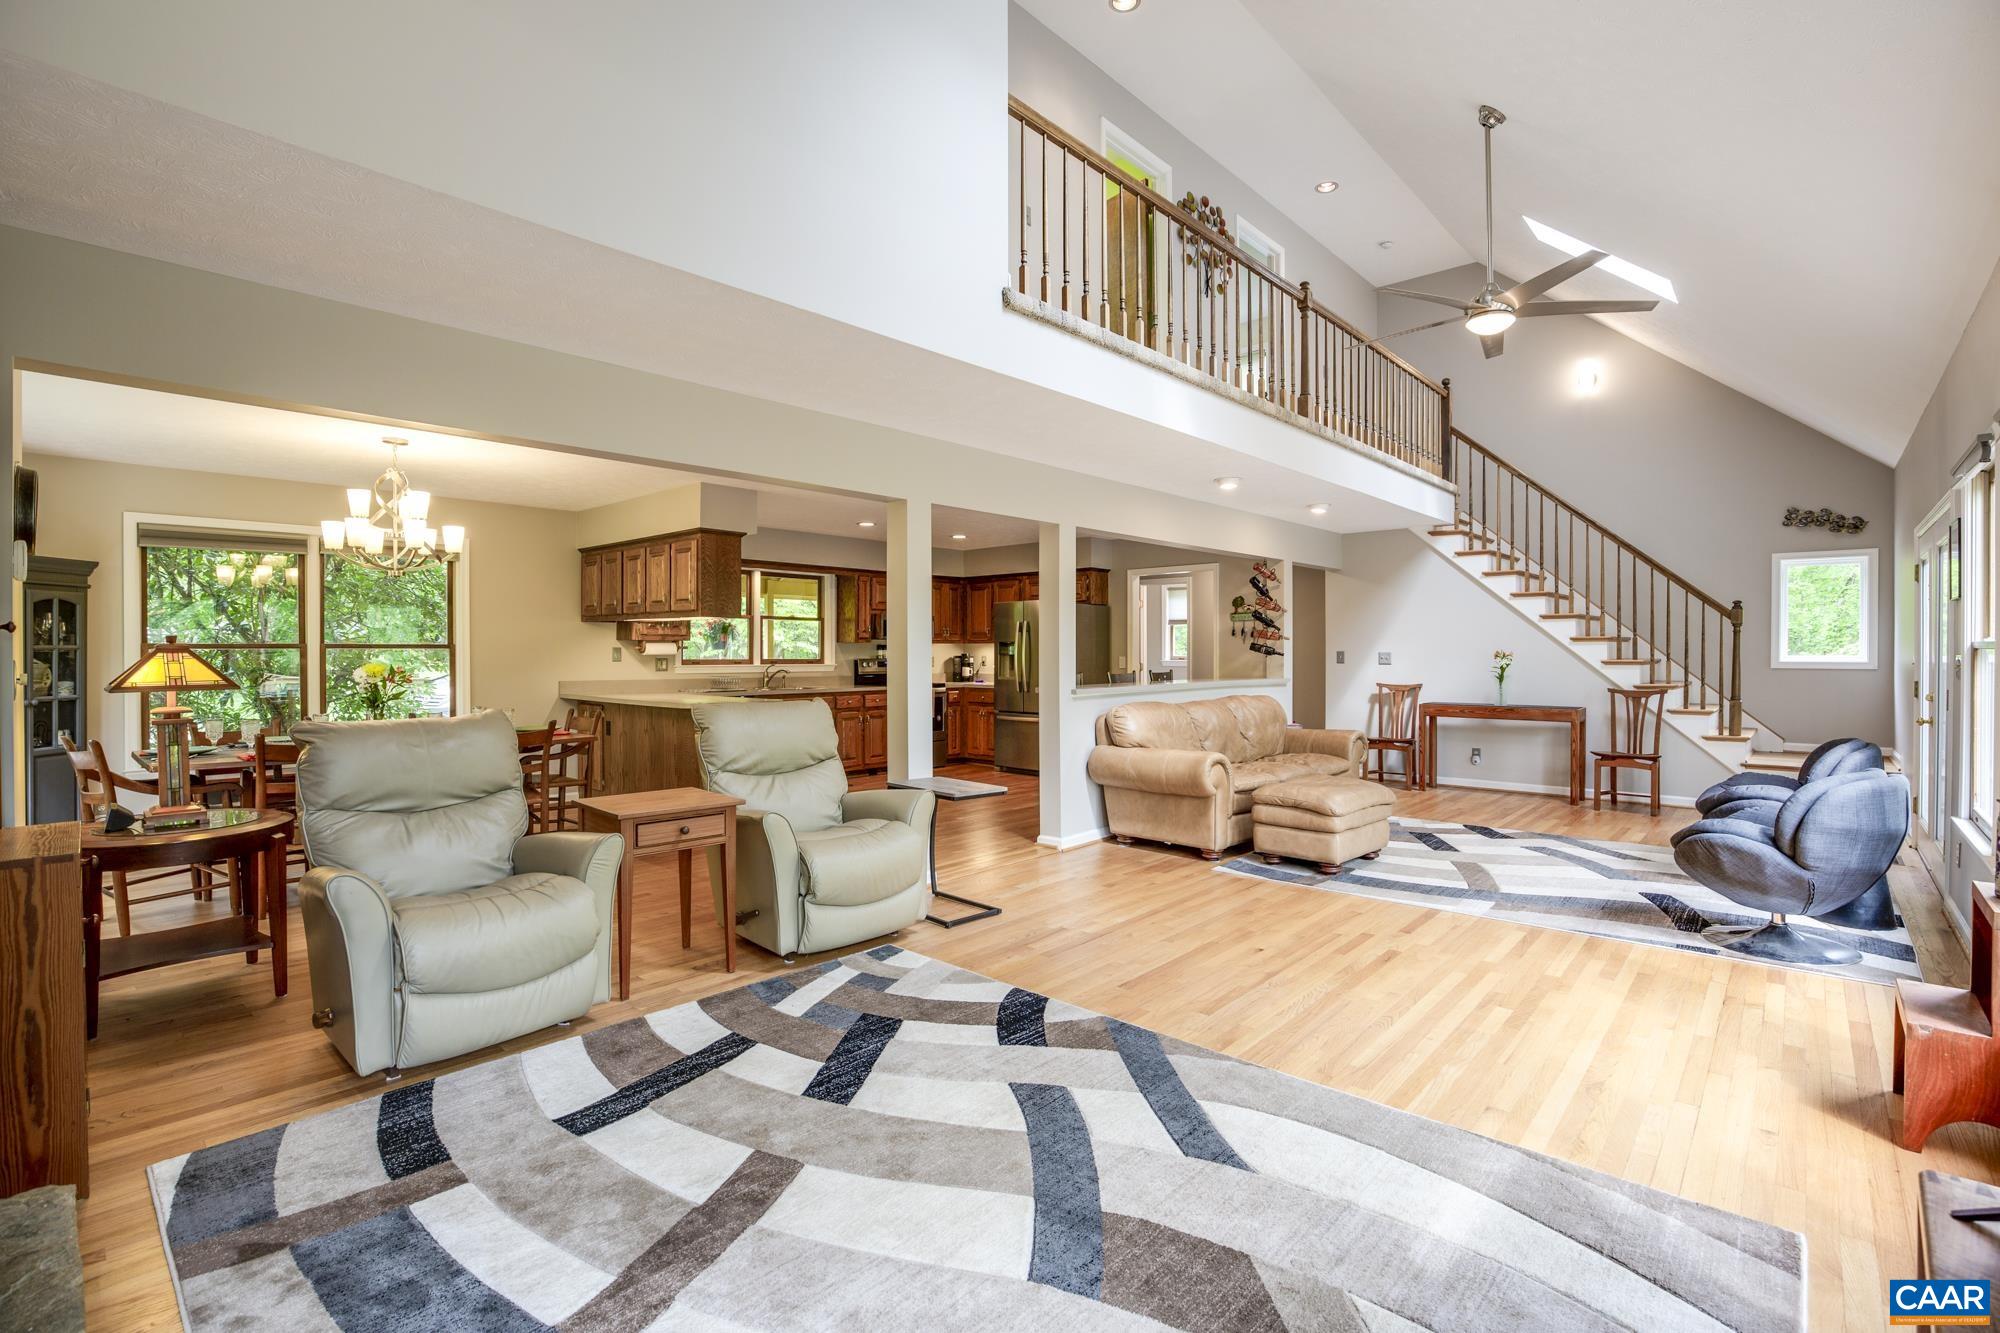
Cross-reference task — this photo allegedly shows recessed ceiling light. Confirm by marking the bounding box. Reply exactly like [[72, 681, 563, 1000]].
[[1376, 240, 1395, 250], [1314, 180, 1339, 194], [857, 520, 876, 529], [1307, 503, 1329, 516], [1108, 0, 1139, 11], [1214, 476, 1241, 491], [950, 533, 968, 541], [1523, 216, 1678, 304]]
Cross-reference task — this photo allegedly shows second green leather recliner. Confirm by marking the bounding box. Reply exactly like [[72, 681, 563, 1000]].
[[691, 700, 934, 959]]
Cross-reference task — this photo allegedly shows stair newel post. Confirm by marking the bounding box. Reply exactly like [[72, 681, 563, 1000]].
[[1726, 600, 1745, 737], [1295, 281, 1313, 420], [1440, 378, 1453, 486]]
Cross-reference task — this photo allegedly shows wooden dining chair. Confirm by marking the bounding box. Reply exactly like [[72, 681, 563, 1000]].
[[1366, 683, 1423, 785], [539, 728, 596, 830], [563, 704, 606, 796], [69, 738, 233, 935], [241, 735, 308, 883], [519, 725, 560, 833], [1593, 686, 1667, 814]]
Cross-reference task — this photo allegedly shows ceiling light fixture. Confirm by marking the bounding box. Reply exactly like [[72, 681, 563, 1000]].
[[1463, 304, 1517, 337], [1524, 216, 1678, 304], [1314, 180, 1339, 194], [857, 520, 876, 529], [1108, 0, 1140, 11], [1573, 359, 1603, 394], [1307, 503, 1329, 516], [950, 533, 968, 541], [320, 438, 463, 576], [1214, 476, 1241, 491]]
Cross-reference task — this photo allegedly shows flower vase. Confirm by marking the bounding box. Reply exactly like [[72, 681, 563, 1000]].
[[1496, 678, 1507, 706]]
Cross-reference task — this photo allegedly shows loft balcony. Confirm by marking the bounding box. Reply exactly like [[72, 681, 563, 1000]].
[[1005, 97, 1451, 487]]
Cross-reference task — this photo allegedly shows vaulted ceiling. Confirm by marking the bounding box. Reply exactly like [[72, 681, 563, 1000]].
[[1018, 0, 2000, 465]]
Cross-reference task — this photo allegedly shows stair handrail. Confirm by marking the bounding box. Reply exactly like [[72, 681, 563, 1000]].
[[1450, 425, 1745, 736]]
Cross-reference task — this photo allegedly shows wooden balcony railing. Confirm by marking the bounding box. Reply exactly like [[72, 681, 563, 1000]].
[[1449, 428, 1746, 736], [1009, 98, 1448, 479]]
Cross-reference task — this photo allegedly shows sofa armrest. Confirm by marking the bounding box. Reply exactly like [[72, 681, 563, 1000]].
[[1086, 745, 1229, 798], [841, 788, 935, 829], [299, 865, 400, 1076], [1282, 727, 1368, 768], [514, 830, 625, 891]]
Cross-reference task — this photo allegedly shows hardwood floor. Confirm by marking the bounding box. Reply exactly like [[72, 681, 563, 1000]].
[[79, 766, 1991, 1330]]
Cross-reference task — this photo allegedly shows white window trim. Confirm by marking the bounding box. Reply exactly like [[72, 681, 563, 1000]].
[[1770, 547, 1877, 670], [1233, 216, 1286, 277], [675, 569, 832, 672], [119, 512, 475, 757], [1099, 119, 1172, 198]]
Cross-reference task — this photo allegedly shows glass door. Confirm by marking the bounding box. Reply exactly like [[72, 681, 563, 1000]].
[[1915, 503, 1958, 858]]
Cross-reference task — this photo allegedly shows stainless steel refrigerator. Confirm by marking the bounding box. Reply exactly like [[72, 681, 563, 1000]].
[[994, 598, 1112, 773]]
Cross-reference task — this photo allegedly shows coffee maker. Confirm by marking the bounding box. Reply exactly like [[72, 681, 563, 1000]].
[[946, 652, 978, 682]]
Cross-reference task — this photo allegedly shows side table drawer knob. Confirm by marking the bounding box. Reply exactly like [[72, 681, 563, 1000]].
[[680, 824, 690, 835]]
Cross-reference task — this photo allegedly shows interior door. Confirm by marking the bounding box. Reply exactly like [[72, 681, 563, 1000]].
[[1101, 157, 1156, 344], [1916, 504, 1959, 859]]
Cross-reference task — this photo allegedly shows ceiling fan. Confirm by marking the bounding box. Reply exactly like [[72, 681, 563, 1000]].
[[1373, 105, 1659, 359]]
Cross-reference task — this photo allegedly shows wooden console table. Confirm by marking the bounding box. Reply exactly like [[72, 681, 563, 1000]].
[[1415, 702, 1587, 805], [579, 788, 744, 992]]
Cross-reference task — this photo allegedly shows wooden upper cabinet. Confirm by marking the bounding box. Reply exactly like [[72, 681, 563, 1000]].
[[666, 537, 699, 614], [620, 547, 646, 615], [991, 576, 1023, 604], [965, 580, 995, 642], [643, 543, 672, 616], [1022, 573, 1040, 599], [580, 551, 604, 619], [598, 548, 623, 620], [1076, 567, 1110, 606]]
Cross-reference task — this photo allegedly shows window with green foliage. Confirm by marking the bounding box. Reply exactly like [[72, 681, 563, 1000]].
[[1772, 550, 1874, 668], [141, 544, 305, 737], [1164, 583, 1189, 662], [683, 570, 825, 666], [322, 558, 454, 718], [683, 574, 751, 663]]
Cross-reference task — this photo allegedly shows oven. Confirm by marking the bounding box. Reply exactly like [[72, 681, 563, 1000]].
[[931, 686, 948, 763]]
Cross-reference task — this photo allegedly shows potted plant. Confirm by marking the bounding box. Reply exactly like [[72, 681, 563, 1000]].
[[352, 660, 415, 720]]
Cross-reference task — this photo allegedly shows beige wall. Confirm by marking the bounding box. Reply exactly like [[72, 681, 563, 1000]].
[[27, 452, 593, 760]]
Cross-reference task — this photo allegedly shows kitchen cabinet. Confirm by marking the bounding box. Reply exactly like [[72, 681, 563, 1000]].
[[863, 697, 887, 769], [1076, 567, 1110, 605], [827, 690, 886, 772], [932, 578, 966, 643], [965, 690, 995, 761], [834, 704, 866, 773], [990, 575, 1024, 604], [578, 529, 743, 622], [946, 692, 965, 757], [965, 580, 995, 642], [1022, 573, 1040, 599]]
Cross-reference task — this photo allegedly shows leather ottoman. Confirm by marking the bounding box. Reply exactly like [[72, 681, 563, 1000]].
[[1252, 775, 1394, 873]]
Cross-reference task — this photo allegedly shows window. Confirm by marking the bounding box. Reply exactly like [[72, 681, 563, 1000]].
[[1771, 549, 1875, 669], [1970, 466, 1996, 835], [140, 540, 305, 735], [322, 557, 455, 718], [1164, 583, 1189, 662], [683, 570, 825, 666]]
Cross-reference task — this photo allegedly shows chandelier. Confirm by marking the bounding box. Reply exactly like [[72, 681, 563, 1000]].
[[320, 437, 464, 576]]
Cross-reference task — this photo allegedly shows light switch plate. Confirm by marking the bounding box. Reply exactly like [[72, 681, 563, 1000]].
[[611, 646, 622, 662], [1377, 651, 1392, 666], [1335, 650, 1346, 665]]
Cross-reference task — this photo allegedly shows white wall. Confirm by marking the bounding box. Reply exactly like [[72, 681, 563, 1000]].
[[1326, 530, 1728, 801], [1382, 265, 1897, 747]]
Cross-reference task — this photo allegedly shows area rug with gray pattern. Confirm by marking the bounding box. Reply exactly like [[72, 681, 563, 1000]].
[[149, 946, 1804, 1331], [1222, 816, 1918, 986]]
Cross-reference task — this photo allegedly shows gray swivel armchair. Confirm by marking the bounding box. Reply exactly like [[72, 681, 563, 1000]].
[[1670, 769, 1909, 965], [1694, 737, 1882, 815], [691, 700, 934, 959], [296, 712, 624, 1078]]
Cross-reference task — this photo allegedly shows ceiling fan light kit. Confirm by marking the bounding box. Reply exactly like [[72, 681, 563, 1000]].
[[1372, 103, 1660, 359]]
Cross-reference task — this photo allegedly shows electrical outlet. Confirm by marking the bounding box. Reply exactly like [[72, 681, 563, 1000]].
[[1377, 651, 1391, 666], [654, 656, 670, 672], [1470, 747, 1482, 766], [1335, 650, 1346, 665], [611, 645, 622, 662]]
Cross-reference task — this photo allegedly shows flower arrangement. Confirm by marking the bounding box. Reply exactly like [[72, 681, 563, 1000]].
[[1491, 649, 1514, 704], [352, 660, 414, 719]]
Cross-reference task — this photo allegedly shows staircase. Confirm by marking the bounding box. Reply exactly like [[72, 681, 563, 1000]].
[[1420, 427, 1782, 775]]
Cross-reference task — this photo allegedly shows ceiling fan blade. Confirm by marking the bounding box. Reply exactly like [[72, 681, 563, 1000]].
[[1366, 314, 1465, 347], [1480, 332, 1505, 359], [1381, 286, 1471, 311], [1500, 249, 1608, 308], [1514, 298, 1659, 317]]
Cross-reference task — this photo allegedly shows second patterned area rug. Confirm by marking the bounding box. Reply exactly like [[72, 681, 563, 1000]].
[[1221, 816, 1920, 986], [150, 947, 1805, 1331]]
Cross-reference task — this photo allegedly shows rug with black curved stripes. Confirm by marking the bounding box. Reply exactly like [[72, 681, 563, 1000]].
[[148, 945, 1805, 1330], [1221, 816, 1919, 986]]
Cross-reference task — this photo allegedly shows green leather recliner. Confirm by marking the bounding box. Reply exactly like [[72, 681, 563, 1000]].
[[691, 700, 934, 959], [295, 711, 624, 1077]]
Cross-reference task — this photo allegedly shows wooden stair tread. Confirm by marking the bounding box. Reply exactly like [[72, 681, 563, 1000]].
[[1540, 612, 1599, 620], [1427, 526, 1472, 537], [1601, 657, 1657, 665], [1667, 706, 1716, 715], [1703, 732, 1757, 742], [1509, 590, 1562, 599], [1480, 569, 1535, 579], [1571, 635, 1623, 643]]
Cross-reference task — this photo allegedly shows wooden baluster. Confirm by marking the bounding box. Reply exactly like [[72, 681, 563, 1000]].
[[1039, 131, 1049, 304], [1060, 147, 1070, 314], [1016, 118, 1027, 295], [1080, 163, 1091, 325]]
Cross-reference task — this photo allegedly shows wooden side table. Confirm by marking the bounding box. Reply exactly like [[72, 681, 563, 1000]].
[[1895, 879, 2000, 1150], [579, 788, 745, 993], [81, 808, 292, 1039]]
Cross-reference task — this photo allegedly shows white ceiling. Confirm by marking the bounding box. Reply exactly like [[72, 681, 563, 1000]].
[[1036, 0, 2000, 465], [20, 372, 1051, 549]]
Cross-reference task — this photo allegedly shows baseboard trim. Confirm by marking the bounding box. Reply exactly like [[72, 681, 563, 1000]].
[[1037, 828, 1109, 851], [1425, 775, 1698, 810]]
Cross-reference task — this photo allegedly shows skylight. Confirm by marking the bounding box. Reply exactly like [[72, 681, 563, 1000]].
[[1523, 217, 1678, 304]]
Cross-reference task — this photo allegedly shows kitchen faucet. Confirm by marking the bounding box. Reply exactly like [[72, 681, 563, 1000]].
[[759, 665, 790, 691]]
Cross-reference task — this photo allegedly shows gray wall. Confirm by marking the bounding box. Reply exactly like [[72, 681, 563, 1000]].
[[1380, 265, 1896, 747], [1008, 4, 1377, 335]]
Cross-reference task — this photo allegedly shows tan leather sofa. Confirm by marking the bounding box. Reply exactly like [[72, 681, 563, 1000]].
[[1086, 694, 1367, 857]]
